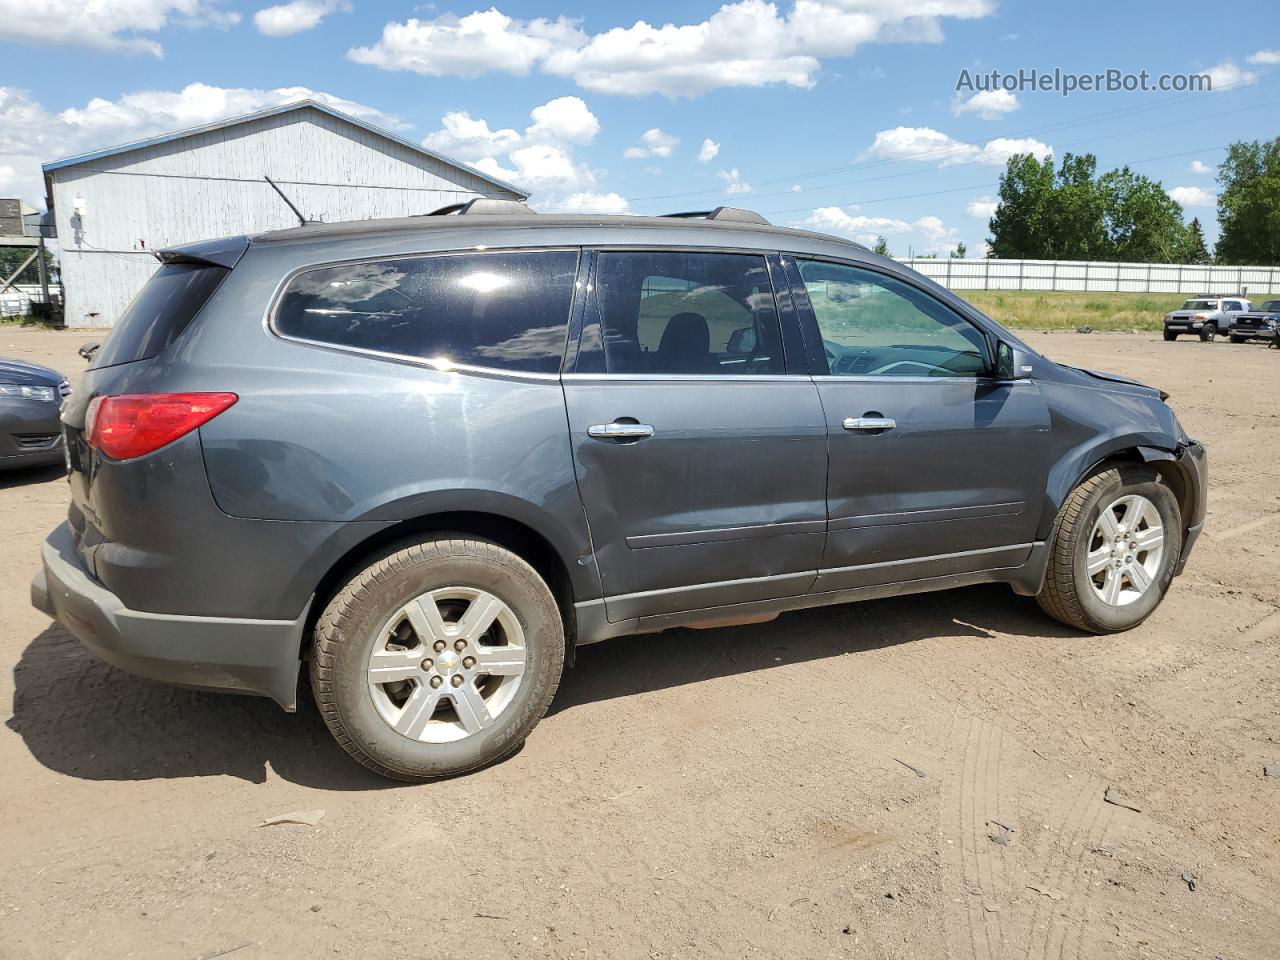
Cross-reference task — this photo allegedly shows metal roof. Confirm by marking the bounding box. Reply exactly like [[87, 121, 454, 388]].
[[40, 99, 529, 199]]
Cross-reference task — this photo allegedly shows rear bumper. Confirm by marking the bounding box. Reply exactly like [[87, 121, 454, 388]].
[[32, 521, 306, 710]]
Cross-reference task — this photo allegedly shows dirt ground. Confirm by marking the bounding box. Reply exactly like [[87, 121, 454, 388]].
[[1, 326, 1278, 960]]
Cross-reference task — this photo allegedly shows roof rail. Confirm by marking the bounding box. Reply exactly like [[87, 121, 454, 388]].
[[426, 198, 535, 217], [661, 206, 771, 226]]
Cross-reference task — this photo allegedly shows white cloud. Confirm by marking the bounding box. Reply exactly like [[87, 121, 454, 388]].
[[698, 138, 720, 163], [347, 9, 586, 77], [624, 128, 679, 159], [254, 0, 349, 36], [1203, 61, 1257, 91], [865, 126, 1051, 167], [1247, 49, 1280, 65], [952, 88, 1019, 120], [801, 206, 960, 255], [348, 0, 998, 98], [423, 96, 604, 200], [1189, 159, 1212, 174], [717, 167, 752, 194], [789, 183, 802, 192], [965, 196, 998, 219], [421, 112, 522, 161], [0, 83, 401, 206], [0, 0, 238, 57], [1168, 185, 1216, 208], [526, 96, 600, 144], [552, 191, 630, 214]]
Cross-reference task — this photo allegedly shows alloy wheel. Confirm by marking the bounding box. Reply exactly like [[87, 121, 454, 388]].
[[1085, 494, 1165, 607], [366, 587, 527, 743]]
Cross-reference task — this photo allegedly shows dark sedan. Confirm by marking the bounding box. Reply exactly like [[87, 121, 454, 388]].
[[1229, 299, 1280, 344], [0, 358, 69, 470]]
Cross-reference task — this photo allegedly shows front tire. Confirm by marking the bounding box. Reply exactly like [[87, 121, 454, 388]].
[[1230, 335, 1246, 344], [1199, 323, 1217, 342], [1163, 329, 1177, 341], [312, 536, 565, 782], [1036, 466, 1182, 633]]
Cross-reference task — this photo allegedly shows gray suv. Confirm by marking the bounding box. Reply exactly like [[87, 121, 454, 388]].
[[32, 201, 1207, 782]]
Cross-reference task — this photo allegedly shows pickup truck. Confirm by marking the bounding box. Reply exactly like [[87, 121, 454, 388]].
[[1228, 299, 1280, 344]]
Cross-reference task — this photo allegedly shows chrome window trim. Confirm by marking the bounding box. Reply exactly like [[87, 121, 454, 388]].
[[810, 374, 1029, 386], [263, 245, 580, 380], [561, 372, 807, 383]]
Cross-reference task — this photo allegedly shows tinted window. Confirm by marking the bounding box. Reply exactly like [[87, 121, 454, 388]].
[[797, 260, 989, 378], [92, 264, 227, 369], [275, 250, 578, 374], [595, 251, 784, 375]]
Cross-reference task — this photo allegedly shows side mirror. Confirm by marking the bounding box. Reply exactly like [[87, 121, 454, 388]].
[[78, 341, 100, 362], [995, 340, 1034, 381], [726, 327, 757, 354]]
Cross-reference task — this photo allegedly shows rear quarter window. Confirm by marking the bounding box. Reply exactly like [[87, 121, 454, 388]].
[[273, 250, 579, 375], [92, 263, 228, 369]]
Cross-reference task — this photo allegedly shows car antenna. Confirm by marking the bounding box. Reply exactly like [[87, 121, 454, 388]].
[[264, 175, 314, 227]]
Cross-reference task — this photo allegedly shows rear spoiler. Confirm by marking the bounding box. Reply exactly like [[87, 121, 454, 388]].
[[154, 235, 250, 269]]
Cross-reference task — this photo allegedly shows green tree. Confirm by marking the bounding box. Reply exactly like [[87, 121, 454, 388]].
[[1100, 165, 1189, 262], [1049, 153, 1110, 260], [1215, 138, 1280, 265], [872, 236, 890, 256], [987, 152, 1056, 258], [1182, 217, 1212, 264], [950, 241, 968, 259]]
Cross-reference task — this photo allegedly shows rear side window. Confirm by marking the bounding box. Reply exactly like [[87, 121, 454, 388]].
[[92, 264, 227, 369], [594, 251, 784, 375], [274, 250, 578, 374]]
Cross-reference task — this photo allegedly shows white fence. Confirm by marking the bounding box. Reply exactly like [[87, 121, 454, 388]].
[[898, 258, 1280, 294]]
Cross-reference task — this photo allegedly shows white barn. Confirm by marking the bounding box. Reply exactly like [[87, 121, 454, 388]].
[[42, 100, 528, 328]]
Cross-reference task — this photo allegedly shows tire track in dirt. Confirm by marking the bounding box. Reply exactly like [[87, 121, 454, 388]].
[[1208, 512, 1280, 542], [942, 713, 1014, 960]]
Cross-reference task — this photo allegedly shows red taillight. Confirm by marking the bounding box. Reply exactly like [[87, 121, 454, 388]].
[[86, 392, 238, 460]]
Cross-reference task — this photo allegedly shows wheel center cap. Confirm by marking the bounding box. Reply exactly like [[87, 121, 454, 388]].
[[435, 650, 461, 675]]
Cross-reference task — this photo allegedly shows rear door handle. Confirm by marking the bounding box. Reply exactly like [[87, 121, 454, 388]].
[[842, 417, 896, 432], [587, 422, 655, 441]]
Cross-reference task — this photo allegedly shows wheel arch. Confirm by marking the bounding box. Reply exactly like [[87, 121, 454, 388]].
[[302, 505, 596, 667], [1043, 440, 1194, 541]]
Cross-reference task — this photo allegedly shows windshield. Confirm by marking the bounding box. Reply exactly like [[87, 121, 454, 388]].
[[1261, 300, 1280, 312], [1181, 299, 1219, 310]]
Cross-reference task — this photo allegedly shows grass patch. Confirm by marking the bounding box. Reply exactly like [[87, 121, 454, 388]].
[[959, 290, 1279, 332], [0, 314, 62, 330]]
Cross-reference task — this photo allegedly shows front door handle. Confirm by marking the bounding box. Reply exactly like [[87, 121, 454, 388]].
[[587, 422, 655, 441], [843, 416, 896, 432]]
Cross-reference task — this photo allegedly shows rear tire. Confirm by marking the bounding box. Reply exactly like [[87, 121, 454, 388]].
[[311, 536, 564, 782], [1036, 466, 1182, 634], [1199, 323, 1217, 342], [1163, 329, 1177, 341]]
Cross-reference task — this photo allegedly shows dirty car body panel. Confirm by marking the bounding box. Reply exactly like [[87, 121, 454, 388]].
[[33, 212, 1207, 711]]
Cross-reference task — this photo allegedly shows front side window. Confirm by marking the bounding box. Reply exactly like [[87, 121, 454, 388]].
[[797, 260, 989, 378], [274, 250, 578, 374], [595, 251, 785, 375]]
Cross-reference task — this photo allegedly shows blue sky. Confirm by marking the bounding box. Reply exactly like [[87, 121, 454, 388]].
[[2, 0, 1276, 255]]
